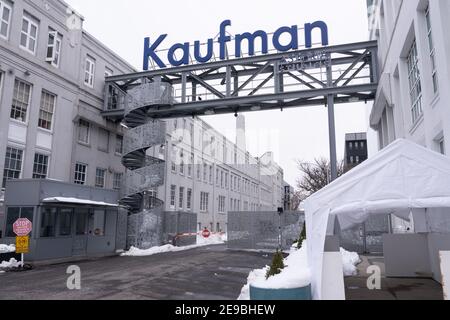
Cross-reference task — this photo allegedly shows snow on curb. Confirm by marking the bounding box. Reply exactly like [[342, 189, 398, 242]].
[[122, 233, 227, 257], [341, 247, 362, 276], [0, 258, 22, 269], [0, 244, 16, 254], [238, 243, 361, 300]]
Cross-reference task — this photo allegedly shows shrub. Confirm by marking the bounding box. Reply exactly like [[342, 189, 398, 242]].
[[296, 221, 307, 249], [266, 250, 285, 279]]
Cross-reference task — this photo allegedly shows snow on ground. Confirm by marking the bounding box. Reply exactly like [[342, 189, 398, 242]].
[[238, 242, 312, 300], [122, 233, 227, 257], [238, 243, 361, 300], [0, 244, 16, 254], [341, 247, 362, 276], [0, 258, 22, 269]]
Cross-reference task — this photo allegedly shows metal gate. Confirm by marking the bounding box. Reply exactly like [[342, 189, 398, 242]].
[[227, 211, 304, 251], [340, 214, 390, 254]]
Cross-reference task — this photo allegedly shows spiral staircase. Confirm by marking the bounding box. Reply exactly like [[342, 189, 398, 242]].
[[120, 79, 173, 249]]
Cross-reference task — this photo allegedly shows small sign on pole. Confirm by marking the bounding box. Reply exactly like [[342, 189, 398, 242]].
[[15, 236, 30, 254], [202, 228, 211, 239], [13, 218, 32, 267]]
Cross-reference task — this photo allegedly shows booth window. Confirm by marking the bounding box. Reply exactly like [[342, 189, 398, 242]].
[[40, 207, 56, 237], [5, 207, 33, 237], [59, 208, 73, 236], [75, 208, 89, 235], [93, 209, 105, 236]]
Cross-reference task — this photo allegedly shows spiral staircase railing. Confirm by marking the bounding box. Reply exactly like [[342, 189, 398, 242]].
[[120, 79, 173, 249]]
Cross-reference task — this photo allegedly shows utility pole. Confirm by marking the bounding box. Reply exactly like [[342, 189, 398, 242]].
[[326, 59, 338, 182]]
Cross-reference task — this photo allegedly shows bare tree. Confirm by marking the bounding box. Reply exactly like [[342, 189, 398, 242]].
[[295, 158, 345, 202]]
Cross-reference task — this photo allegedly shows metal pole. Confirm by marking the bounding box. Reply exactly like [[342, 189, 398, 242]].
[[21, 253, 24, 267], [326, 62, 338, 181]]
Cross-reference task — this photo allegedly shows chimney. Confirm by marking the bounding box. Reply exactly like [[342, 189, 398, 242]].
[[236, 115, 246, 152]]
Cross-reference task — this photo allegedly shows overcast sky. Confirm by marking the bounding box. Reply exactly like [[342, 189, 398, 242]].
[[66, 0, 374, 187]]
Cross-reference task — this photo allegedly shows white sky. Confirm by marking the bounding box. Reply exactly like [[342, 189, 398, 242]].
[[66, 0, 374, 187]]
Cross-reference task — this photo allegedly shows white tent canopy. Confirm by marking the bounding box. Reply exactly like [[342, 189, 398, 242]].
[[304, 139, 450, 300]]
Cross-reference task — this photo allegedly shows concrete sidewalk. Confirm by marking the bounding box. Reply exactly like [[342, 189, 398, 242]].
[[345, 256, 444, 300]]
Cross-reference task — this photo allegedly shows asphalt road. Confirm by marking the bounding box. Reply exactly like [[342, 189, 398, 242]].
[[0, 245, 271, 300]]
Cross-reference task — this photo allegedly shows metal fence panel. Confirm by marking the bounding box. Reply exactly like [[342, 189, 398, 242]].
[[228, 211, 303, 251]]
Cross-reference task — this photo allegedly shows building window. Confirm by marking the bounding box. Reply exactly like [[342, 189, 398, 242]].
[[84, 57, 95, 88], [425, 6, 438, 94], [2, 147, 23, 188], [203, 163, 207, 182], [46, 30, 62, 67], [171, 145, 177, 173], [200, 192, 209, 212], [20, 15, 38, 54], [225, 173, 228, 188], [98, 128, 109, 153], [187, 189, 192, 210], [113, 172, 122, 190], [179, 187, 184, 210], [170, 185, 176, 208], [38, 91, 56, 130], [439, 139, 445, 155], [33, 153, 49, 179], [196, 160, 201, 180], [105, 67, 113, 78], [40, 207, 57, 238], [11, 80, 31, 122], [216, 168, 220, 186], [209, 165, 213, 184], [95, 168, 106, 188], [78, 119, 90, 144], [407, 40, 423, 124], [59, 208, 73, 236], [74, 163, 87, 185], [0, 0, 12, 39], [180, 160, 185, 175], [5, 207, 33, 237], [115, 135, 123, 155], [218, 196, 226, 213], [188, 153, 193, 178]]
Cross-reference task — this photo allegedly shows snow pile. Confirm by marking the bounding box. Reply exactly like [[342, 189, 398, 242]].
[[0, 258, 22, 269], [341, 248, 362, 276], [122, 234, 227, 257], [122, 244, 198, 257], [238, 242, 312, 300], [196, 233, 227, 246], [237, 267, 269, 300], [0, 244, 15, 254], [238, 243, 362, 300]]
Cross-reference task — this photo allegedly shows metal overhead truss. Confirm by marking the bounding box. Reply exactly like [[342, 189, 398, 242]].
[[102, 40, 378, 181], [102, 41, 378, 120]]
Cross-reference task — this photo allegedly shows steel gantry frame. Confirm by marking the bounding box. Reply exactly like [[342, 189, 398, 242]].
[[103, 40, 378, 181]]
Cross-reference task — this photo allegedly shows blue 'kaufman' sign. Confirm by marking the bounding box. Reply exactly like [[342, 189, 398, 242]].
[[143, 20, 329, 70]]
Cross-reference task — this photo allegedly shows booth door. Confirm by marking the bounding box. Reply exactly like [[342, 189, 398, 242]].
[[72, 209, 89, 256]]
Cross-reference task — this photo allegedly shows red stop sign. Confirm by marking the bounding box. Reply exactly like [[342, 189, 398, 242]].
[[202, 229, 211, 238], [13, 218, 32, 237]]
